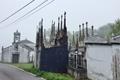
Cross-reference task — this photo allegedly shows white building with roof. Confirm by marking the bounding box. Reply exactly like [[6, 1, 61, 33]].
[[85, 35, 120, 80], [1, 30, 35, 63]]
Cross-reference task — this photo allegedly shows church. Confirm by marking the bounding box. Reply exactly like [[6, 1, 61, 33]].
[[1, 30, 35, 63]]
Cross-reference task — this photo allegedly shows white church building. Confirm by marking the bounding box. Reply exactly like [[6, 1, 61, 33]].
[[1, 30, 35, 63], [85, 35, 120, 80]]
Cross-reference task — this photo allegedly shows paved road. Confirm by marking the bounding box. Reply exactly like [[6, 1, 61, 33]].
[[0, 63, 42, 80]]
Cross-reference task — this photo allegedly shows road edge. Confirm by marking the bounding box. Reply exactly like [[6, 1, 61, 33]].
[[8, 64, 46, 80]]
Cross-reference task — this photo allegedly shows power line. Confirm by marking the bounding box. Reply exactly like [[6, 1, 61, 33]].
[[0, 0, 48, 29], [0, 0, 35, 24], [0, 0, 55, 30], [5, 0, 55, 28], [10, 0, 55, 25], [27, 0, 55, 19]]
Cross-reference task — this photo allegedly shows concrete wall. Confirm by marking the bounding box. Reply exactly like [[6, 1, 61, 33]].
[[112, 45, 120, 80], [0, 53, 1, 61], [86, 44, 120, 80], [86, 45, 113, 80], [0, 53, 2, 61], [19, 46, 29, 63], [3, 46, 13, 63], [29, 51, 34, 62]]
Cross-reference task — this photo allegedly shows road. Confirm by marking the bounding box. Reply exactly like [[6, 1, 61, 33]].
[[0, 63, 42, 80]]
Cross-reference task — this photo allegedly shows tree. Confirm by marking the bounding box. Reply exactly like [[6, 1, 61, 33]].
[[97, 19, 120, 38], [97, 23, 113, 38], [111, 19, 120, 36]]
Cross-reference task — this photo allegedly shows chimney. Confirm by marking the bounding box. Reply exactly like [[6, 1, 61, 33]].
[[82, 23, 85, 40], [61, 15, 63, 30], [91, 25, 94, 36], [86, 22, 89, 38]]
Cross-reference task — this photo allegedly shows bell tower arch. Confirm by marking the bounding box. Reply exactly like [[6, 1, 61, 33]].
[[13, 30, 21, 43]]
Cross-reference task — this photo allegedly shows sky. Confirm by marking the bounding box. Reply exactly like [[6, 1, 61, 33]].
[[0, 0, 120, 52]]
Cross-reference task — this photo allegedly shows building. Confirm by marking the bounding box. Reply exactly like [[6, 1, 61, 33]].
[[112, 50, 120, 80], [85, 35, 120, 80], [35, 12, 68, 73], [1, 30, 35, 63]]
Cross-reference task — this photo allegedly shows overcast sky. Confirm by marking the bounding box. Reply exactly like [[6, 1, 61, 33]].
[[0, 0, 120, 51]]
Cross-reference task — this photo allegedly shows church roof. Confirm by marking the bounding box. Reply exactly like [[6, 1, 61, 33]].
[[17, 39, 34, 44], [3, 39, 35, 52], [17, 39, 35, 51]]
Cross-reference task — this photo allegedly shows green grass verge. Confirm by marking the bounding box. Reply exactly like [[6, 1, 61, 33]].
[[12, 63, 74, 80], [13, 63, 33, 69]]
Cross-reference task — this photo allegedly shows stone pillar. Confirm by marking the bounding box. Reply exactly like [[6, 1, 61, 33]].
[[44, 29, 47, 45], [61, 15, 63, 30], [40, 18, 44, 48], [91, 25, 94, 36], [64, 12, 67, 34], [72, 31, 75, 47], [79, 25, 81, 42], [58, 17, 60, 34], [76, 34, 79, 49], [35, 26, 39, 68], [1, 46, 4, 62], [82, 23, 85, 41], [86, 22, 89, 38]]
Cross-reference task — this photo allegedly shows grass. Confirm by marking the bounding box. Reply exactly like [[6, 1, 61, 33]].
[[12, 63, 33, 69], [12, 63, 74, 80]]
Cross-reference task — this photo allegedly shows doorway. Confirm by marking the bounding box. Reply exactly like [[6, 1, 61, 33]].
[[12, 54, 19, 63]]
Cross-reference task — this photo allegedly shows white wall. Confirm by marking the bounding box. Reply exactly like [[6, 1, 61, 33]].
[[3, 46, 13, 63], [0, 53, 1, 61], [30, 51, 34, 62], [19, 46, 29, 63], [111, 45, 120, 80], [86, 45, 113, 80], [2, 45, 33, 63]]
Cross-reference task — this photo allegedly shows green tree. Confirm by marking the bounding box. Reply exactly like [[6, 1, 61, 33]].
[[111, 19, 120, 36], [97, 23, 113, 38]]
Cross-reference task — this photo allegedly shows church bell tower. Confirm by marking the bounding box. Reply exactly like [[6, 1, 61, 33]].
[[13, 30, 21, 44]]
